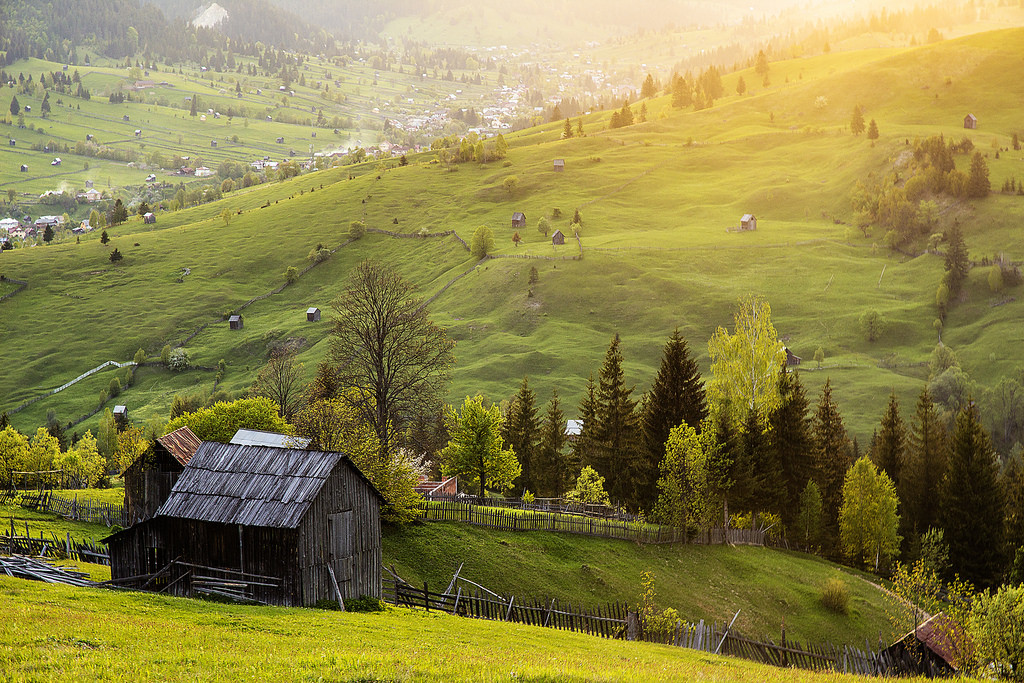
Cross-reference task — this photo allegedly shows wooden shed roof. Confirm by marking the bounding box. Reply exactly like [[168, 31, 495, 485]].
[[157, 442, 382, 529], [155, 426, 202, 467]]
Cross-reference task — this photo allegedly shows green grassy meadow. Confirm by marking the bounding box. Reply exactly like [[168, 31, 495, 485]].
[[2, 29, 1023, 443], [0, 575, 933, 683], [383, 522, 891, 647]]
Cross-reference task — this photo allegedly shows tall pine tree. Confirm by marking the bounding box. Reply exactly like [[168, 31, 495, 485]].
[[639, 329, 707, 510], [503, 377, 540, 496], [939, 403, 1005, 588], [871, 391, 906, 488], [900, 387, 948, 537], [590, 335, 642, 508], [770, 368, 814, 529], [572, 375, 599, 479], [537, 390, 569, 497], [812, 379, 851, 549]]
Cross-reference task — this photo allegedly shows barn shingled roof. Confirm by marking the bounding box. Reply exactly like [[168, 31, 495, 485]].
[[155, 426, 202, 467], [156, 441, 382, 529]]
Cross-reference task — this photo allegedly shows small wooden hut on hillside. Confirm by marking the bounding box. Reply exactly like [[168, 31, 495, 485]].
[[123, 426, 202, 524], [228, 314, 243, 330], [553, 159, 565, 172], [881, 614, 960, 678], [512, 212, 527, 228], [740, 214, 757, 231], [106, 441, 383, 606], [551, 229, 565, 245], [963, 114, 977, 130]]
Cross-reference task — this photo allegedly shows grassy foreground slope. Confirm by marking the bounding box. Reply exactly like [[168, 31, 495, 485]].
[[384, 522, 889, 647], [0, 576, 916, 682], [2, 29, 1023, 440]]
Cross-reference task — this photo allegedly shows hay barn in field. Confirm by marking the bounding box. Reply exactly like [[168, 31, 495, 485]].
[[963, 113, 977, 129], [106, 440, 383, 606], [511, 211, 527, 228]]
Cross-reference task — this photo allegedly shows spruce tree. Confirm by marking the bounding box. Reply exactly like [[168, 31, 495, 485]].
[[939, 403, 1005, 588], [572, 374, 599, 477], [730, 406, 765, 514], [591, 334, 641, 507], [812, 379, 851, 548], [562, 117, 573, 139], [538, 390, 569, 497], [503, 377, 540, 495], [866, 119, 879, 140], [639, 329, 706, 508], [943, 225, 969, 296], [871, 391, 906, 487], [770, 368, 814, 528], [967, 151, 990, 198], [850, 105, 865, 135]]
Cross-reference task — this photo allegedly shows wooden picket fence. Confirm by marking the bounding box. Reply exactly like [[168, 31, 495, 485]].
[[1, 519, 110, 565], [382, 578, 912, 676], [419, 500, 767, 547], [17, 490, 128, 527]]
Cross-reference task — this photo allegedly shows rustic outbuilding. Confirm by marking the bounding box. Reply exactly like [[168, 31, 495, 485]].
[[553, 159, 565, 172], [19, 164, 27, 172], [143, 212, 156, 224], [228, 314, 243, 330], [229, 428, 311, 449], [551, 229, 566, 245], [210, 140, 217, 148], [963, 113, 977, 130], [8, 139, 14, 147], [881, 614, 960, 678], [740, 214, 757, 231], [785, 347, 802, 366], [105, 441, 384, 606], [512, 212, 526, 228], [306, 307, 321, 322], [123, 426, 202, 524]]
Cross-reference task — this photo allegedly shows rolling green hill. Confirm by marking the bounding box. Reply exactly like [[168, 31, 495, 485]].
[[0, 574, 912, 682], [2, 29, 1023, 445]]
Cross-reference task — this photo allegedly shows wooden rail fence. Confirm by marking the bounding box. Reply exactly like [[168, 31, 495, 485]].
[[382, 578, 913, 677], [18, 490, 128, 527], [2, 519, 110, 565], [418, 500, 768, 547]]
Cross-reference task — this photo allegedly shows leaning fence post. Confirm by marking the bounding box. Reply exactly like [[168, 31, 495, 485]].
[[626, 610, 639, 641]]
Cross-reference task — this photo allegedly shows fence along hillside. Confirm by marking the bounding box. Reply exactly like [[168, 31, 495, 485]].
[[382, 576, 921, 677], [418, 499, 768, 546]]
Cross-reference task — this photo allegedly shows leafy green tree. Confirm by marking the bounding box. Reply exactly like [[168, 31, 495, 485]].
[[939, 403, 1005, 588], [537, 216, 550, 237], [813, 347, 825, 368], [640, 329, 707, 507], [164, 397, 293, 444], [859, 309, 884, 342], [219, 208, 232, 226], [567, 465, 611, 505], [0, 426, 30, 488], [850, 105, 865, 135], [670, 74, 691, 109], [770, 368, 815, 529], [502, 175, 519, 195], [349, 220, 365, 239], [797, 480, 824, 550], [537, 390, 569, 497], [812, 379, 851, 546], [589, 334, 642, 507], [866, 118, 879, 140], [967, 151, 991, 198], [133, 348, 146, 365], [653, 422, 699, 528], [441, 395, 520, 497], [160, 344, 171, 366], [503, 377, 540, 494], [707, 295, 786, 428], [471, 224, 494, 259], [871, 391, 906, 486], [96, 408, 118, 461], [839, 457, 901, 572], [969, 584, 1024, 680], [328, 260, 454, 459], [494, 134, 508, 159]]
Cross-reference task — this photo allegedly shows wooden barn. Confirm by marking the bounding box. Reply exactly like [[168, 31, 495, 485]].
[[881, 614, 960, 678], [105, 441, 383, 606], [123, 426, 201, 524], [785, 347, 802, 366], [306, 307, 321, 322], [963, 113, 977, 130], [228, 314, 243, 330], [740, 214, 757, 231], [511, 211, 527, 228], [553, 159, 565, 172], [143, 212, 156, 224], [551, 229, 566, 245]]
